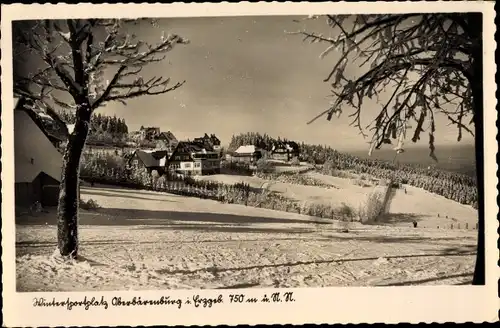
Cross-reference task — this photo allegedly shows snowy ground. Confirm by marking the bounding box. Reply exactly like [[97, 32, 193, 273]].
[[195, 172, 374, 209], [195, 171, 478, 229], [16, 183, 477, 292]]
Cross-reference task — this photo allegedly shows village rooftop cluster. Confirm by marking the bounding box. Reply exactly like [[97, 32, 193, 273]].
[[13, 97, 301, 208], [126, 126, 301, 176]]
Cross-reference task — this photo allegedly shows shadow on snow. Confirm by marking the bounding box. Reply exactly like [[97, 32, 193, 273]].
[[82, 189, 180, 202], [16, 206, 330, 227], [154, 253, 476, 277]]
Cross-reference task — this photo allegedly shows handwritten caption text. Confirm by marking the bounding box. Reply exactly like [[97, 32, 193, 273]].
[[32, 292, 295, 311]]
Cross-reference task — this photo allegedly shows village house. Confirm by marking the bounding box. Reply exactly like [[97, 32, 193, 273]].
[[154, 130, 179, 151], [228, 145, 263, 164], [270, 141, 300, 161], [127, 149, 169, 175], [14, 97, 63, 208], [139, 126, 161, 141], [194, 133, 222, 153], [168, 141, 220, 175]]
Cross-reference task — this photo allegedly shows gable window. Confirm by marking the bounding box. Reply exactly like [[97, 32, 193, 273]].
[[175, 156, 181, 161]]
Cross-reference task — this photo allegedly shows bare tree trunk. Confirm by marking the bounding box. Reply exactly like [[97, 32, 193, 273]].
[[57, 106, 91, 258], [470, 13, 485, 286]]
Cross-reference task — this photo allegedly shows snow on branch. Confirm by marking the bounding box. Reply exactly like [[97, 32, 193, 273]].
[[13, 18, 189, 114], [294, 13, 478, 158], [90, 32, 189, 110]]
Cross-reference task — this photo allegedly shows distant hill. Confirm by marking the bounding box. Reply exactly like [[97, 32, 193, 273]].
[[349, 144, 477, 178], [228, 132, 478, 208]]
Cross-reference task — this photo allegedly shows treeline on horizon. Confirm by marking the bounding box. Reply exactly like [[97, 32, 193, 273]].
[[74, 114, 478, 208], [228, 132, 478, 209], [228, 132, 298, 152], [58, 111, 129, 145]]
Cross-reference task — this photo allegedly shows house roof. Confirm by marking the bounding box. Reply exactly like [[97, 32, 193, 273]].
[[14, 108, 63, 183], [194, 133, 221, 147], [210, 134, 221, 145], [272, 141, 300, 152], [235, 145, 260, 154], [143, 149, 169, 159], [175, 141, 210, 153], [133, 149, 168, 168], [171, 141, 220, 158], [16, 98, 67, 144], [158, 131, 178, 142], [141, 126, 160, 131], [286, 141, 300, 151]]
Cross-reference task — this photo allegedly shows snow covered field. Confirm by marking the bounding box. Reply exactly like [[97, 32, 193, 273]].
[[16, 181, 477, 292], [195, 172, 374, 209], [196, 171, 479, 229]]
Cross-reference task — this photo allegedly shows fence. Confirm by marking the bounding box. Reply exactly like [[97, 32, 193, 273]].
[[83, 176, 224, 201], [418, 222, 479, 230]]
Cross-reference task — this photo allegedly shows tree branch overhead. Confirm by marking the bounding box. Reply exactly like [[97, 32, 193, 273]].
[[294, 14, 479, 159]]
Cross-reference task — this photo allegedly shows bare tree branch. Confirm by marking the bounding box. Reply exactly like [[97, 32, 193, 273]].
[[294, 13, 479, 158], [15, 18, 189, 114]]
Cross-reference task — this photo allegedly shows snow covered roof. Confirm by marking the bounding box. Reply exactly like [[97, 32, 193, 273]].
[[133, 150, 168, 168], [14, 110, 63, 183], [235, 145, 259, 154], [272, 141, 299, 152]]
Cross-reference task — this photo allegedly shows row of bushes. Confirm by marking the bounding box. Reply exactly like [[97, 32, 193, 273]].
[[84, 169, 390, 224], [83, 168, 363, 222], [79, 151, 371, 222], [253, 169, 333, 188], [318, 156, 478, 208]]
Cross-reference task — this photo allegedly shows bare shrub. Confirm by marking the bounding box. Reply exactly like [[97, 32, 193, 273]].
[[358, 191, 385, 223], [336, 202, 356, 220], [306, 203, 330, 218], [80, 198, 100, 210], [255, 158, 273, 173], [290, 156, 301, 166], [151, 170, 161, 189]]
